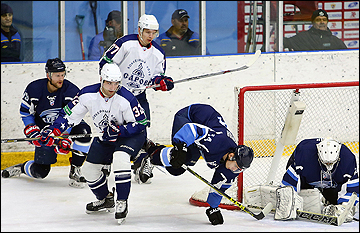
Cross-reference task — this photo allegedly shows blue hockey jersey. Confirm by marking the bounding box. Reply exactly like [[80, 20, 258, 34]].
[[172, 104, 241, 208], [281, 138, 359, 206], [19, 78, 80, 130]]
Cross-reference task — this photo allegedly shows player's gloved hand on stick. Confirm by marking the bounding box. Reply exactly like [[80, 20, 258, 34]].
[[55, 138, 72, 155], [102, 120, 121, 142], [170, 142, 187, 168], [24, 124, 42, 147], [206, 207, 224, 225], [153, 75, 174, 91], [40, 126, 62, 147]]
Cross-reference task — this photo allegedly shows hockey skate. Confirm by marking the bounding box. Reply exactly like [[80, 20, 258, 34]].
[[86, 189, 115, 214], [134, 154, 154, 184], [69, 164, 86, 188], [1, 163, 23, 178], [115, 199, 128, 225]]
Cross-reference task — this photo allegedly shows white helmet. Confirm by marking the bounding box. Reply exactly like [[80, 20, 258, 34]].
[[138, 14, 159, 37], [100, 63, 122, 83], [316, 137, 341, 171]]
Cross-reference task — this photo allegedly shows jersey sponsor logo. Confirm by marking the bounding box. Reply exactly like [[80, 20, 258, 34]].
[[47, 96, 56, 106], [63, 105, 72, 116]]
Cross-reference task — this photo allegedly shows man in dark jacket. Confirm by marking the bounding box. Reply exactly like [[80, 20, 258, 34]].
[[1, 3, 22, 62], [155, 9, 210, 56], [283, 9, 347, 51]]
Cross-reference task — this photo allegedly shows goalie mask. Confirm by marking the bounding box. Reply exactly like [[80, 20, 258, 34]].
[[316, 137, 341, 172], [229, 145, 254, 173]]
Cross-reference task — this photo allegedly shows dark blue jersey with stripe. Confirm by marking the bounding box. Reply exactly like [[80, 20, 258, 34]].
[[19, 78, 80, 130]]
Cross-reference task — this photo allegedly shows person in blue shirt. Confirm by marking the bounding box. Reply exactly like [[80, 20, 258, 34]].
[[281, 137, 358, 222], [88, 10, 123, 60], [1, 58, 92, 189], [141, 103, 254, 225], [155, 9, 210, 56], [1, 3, 23, 62]]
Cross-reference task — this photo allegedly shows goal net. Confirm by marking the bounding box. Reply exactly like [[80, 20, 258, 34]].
[[189, 81, 359, 210]]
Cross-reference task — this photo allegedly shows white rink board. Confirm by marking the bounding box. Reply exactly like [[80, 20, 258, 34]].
[[1, 50, 358, 151]]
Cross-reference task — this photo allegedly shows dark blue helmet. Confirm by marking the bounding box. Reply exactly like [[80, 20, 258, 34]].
[[45, 58, 66, 73], [231, 145, 254, 169]]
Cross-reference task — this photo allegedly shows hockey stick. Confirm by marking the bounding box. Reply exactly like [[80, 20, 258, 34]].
[[75, 15, 86, 60], [246, 192, 357, 226], [181, 164, 273, 220], [1, 133, 102, 144], [137, 50, 261, 90]]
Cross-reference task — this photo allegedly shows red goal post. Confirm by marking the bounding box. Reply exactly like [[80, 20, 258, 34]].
[[189, 81, 359, 210]]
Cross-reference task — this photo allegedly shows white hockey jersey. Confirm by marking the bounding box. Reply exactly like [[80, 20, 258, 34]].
[[51, 83, 148, 138], [99, 34, 166, 96]]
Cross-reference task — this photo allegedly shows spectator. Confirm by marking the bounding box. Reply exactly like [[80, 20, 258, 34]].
[[283, 9, 347, 51], [155, 9, 210, 56], [88, 10, 123, 60], [1, 3, 23, 62]]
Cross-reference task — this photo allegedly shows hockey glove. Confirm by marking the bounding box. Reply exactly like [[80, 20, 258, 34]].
[[24, 124, 42, 147], [206, 207, 224, 225], [40, 126, 62, 147], [102, 120, 121, 142], [55, 138, 72, 155], [170, 142, 187, 168], [323, 203, 356, 223], [153, 76, 174, 91]]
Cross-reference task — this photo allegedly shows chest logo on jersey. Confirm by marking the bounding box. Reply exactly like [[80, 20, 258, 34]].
[[124, 61, 152, 88], [47, 96, 56, 106]]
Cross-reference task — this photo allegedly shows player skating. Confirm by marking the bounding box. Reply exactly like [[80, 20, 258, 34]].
[[99, 14, 174, 184], [143, 103, 254, 225], [39, 63, 147, 224], [1, 58, 92, 188]]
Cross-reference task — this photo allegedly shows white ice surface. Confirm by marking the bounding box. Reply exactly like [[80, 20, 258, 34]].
[[1, 160, 358, 232]]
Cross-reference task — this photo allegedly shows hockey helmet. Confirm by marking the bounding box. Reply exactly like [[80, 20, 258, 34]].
[[317, 137, 341, 171], [100, 63, 122, 84], [138, 14, 159, 37], [230, 145, 254, 170], [45, 58, 66, 73]]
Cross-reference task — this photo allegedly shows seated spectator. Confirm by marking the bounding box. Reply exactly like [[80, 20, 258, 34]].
[[155, 9, 210, 56], [88, 10, 123, 60], [283, 9, 347, 51], [1, 3, 23, 62]]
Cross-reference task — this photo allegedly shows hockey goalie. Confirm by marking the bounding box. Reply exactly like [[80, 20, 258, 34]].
[[244, 137, 359, 223]]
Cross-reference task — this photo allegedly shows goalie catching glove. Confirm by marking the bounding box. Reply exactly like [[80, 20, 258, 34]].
[[206, 207, 224, 225], [170, 142, 187, 168], [152, 75, 174, 91], [322, 202, 356, 223]]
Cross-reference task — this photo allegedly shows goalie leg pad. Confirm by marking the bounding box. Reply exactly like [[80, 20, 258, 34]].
[[299, 188, 323, 213], [275, 186, 303, 220], [244, 185, 278, 209]]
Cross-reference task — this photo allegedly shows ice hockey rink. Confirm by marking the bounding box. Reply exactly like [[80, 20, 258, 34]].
[[1, 160, 358, 232]]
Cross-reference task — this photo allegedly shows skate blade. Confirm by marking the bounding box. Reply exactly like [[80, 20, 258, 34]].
[[69, 180, 85, 189], [86, 207, 115, 214], [117, 218, 126, 225]]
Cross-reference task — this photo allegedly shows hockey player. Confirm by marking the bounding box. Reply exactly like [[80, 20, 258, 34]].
[[99, 14, 174, 184], [40, 63, 148, 224], [1, 58, 91, 188], [143, 103, 254, 225], [280, 137, 359, 222]]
